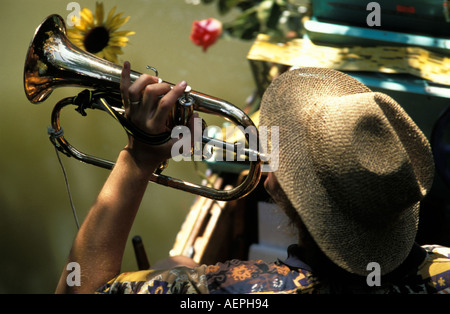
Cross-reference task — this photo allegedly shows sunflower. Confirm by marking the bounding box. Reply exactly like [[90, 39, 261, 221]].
[[67, 2, 135, 64]]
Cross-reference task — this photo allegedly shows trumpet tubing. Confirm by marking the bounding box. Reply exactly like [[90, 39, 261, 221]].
[[23, 14, 262, 201]]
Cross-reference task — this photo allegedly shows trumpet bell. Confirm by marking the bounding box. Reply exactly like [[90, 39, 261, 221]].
[[24, 14, 140, 103]]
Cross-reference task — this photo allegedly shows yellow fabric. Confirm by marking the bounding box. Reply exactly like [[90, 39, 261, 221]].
[[247, 34, 450, 86], [99, 265, 210, 294], [419, 245, 450, 293]]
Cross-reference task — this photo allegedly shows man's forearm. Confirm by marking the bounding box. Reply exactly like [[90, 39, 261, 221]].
[[56, 149, 157, 293]]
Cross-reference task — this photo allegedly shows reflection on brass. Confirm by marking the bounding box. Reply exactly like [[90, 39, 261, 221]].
[[23, 14, 262, 201]]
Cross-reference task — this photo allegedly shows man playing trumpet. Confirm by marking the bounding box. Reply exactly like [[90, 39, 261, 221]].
[[56, 63, 450, 294]]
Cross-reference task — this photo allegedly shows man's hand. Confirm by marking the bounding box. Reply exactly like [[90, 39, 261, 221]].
[[120, 61, 189, 175]]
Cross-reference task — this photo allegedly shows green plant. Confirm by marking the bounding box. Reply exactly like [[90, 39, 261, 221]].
[[198, 0, 310, 40]]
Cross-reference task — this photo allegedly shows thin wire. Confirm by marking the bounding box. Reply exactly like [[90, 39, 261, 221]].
[[54, 146, 80, 230]]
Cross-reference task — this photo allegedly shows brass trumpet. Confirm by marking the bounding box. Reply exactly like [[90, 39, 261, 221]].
[[23, 14, 262, 201]]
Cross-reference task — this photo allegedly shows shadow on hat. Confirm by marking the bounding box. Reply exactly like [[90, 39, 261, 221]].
[[259, 67, 435, 276]]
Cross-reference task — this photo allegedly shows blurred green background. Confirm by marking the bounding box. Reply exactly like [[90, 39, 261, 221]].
[[1, 0, 256, 293]]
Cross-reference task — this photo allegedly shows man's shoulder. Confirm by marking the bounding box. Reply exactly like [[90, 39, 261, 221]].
[[205, 259, 316, 294]]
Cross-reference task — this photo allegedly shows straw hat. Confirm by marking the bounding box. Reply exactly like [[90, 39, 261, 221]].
[[259, 68, 435, 276]]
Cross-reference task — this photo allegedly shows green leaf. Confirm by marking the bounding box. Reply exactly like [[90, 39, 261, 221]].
[[266, 3, 282, 30], [224, 8, 260, 40], [218, 0, 241, 14], [236, 0, 263, 11], [195, 0, 304, 40], [256, 0, 274, 24], [256, 1, 283, 33]]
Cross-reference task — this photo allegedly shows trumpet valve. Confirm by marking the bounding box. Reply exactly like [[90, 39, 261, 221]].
[[174, 85, 194, 126]]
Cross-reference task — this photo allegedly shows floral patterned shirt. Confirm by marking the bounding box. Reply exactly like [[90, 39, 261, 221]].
[[96, 244, 450, 294]]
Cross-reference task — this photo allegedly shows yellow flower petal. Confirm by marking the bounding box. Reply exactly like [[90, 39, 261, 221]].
[[110, 30, 135, 38], [70, 39, 85, 50], [67, 29, 85, 40], [106, 6, 117, 25], [73, 19, 88, 32], [108, 15, 130, 32], [106, 46, 124, 55], [106, 13, 123, 29], [103, 47, 118, 63], [109, 37, 130, 46], [95, 2, 104, 25], [96, 50, 105, 59], [80, 8, 94, 28], [108, 42, 128, 48]]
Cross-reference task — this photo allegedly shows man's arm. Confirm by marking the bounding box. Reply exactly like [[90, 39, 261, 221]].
[[55, 149, 157, 293], [56, 62, 189, 293]]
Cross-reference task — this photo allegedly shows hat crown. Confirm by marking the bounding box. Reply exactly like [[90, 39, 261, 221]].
[[309, 92, 423, 222]]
